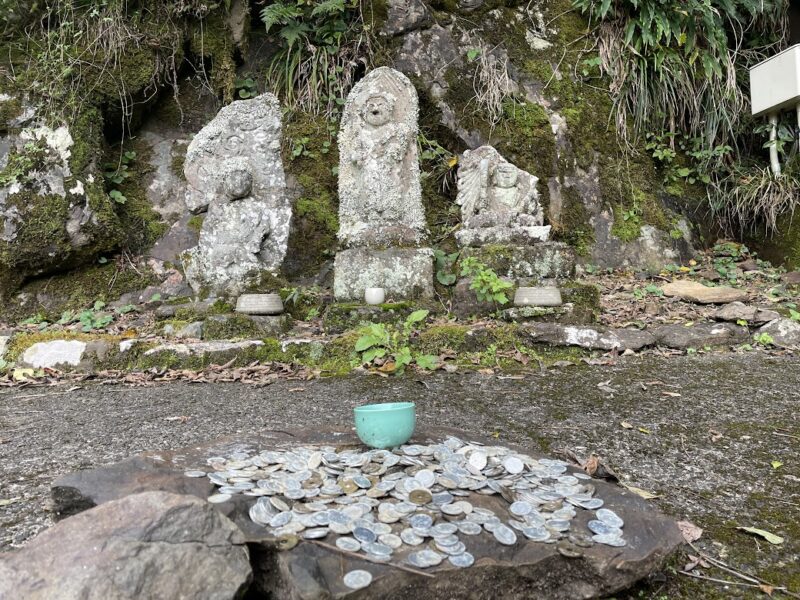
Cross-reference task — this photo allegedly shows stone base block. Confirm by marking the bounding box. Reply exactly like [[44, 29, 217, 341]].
[[456, 225, 551, 247], [459, 242, 575, 281], [334, 247, 434, 301]]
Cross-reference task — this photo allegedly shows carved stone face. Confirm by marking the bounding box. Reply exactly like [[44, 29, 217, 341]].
[[224, 166, 253, 199], [362, 95, 392, 127], [493, 163, 518, 188]]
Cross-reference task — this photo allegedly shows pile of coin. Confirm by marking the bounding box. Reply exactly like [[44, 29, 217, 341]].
[[185, 437, 626, 590]]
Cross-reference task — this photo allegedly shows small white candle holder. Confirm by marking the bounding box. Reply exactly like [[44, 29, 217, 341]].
[[364, 287, 386, 305]]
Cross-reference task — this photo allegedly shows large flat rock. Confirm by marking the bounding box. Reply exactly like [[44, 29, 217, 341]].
[[52, 428, 683, 600], [0, 491, 251, 600]]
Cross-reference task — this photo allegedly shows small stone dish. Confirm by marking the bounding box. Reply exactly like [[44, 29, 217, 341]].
[[514, 287, 562, 307], [354, 402, 416, 449], [236, 293, 284, 315], [364, 287, 386, 305]]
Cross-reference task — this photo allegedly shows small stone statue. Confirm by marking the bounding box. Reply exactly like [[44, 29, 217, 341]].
[[455, 145, 549, 247], [183, 93, 291, 295], [338, 67, 426, 248], [334, 67, 433, 300]]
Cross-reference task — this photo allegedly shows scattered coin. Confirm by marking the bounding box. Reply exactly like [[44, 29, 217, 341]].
[[343, 569, 373, 590]]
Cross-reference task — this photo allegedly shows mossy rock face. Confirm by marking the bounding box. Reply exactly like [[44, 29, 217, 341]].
[[387, 0, 700, 268], [0, 105, 125, 295], [751, 214, 800, 270]]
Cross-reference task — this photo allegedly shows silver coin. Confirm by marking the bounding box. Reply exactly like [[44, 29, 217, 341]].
[[363, 542, 393, 556], [336, 536, 361, 552], [400, 528, 425, 545], [379, 533, 403, 549], [207, 493, 231, 504], [509, 501, 533, 517], [409, 514, 433, 529], [592, 533, 627, 547], [457, 521, 483, 535], [437, 540, 466, 555], [415, 469, 435, 488], [343, 569, 373, 590], [448, 552, 475, 568], [503, 456, 524, 474], [493, 524, 517, 545], [353, 527, 377, 543], [468, 451, 487, 471], [596, 508, 624, 528], [303, 527, 329, 539], [418, 549, 443, 566], [547, 519, 571, 532], [577, 498, 604, 510], [587, 520, 621, 536], [270, 511, 292, 528], [441, 503, 463, 516], [184, 470, 207, 478], [431, 522, 458, 536], [523, 526, 550, 542]]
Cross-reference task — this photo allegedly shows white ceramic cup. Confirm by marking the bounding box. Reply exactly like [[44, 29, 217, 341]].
[[364, 287, 386, 305]]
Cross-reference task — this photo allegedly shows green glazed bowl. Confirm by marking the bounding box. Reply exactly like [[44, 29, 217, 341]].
[[354, 402, 416, 449]]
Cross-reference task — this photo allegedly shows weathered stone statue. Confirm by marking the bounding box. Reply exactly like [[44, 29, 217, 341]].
[[183, 93, 291, 296], [455, 145, 550, 247], [334, 67, 433, 300]]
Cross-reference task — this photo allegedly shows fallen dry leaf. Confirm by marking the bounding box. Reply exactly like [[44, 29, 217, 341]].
[[164, 415, 191, 423], [621, 421, 634, 429], [662, 391, 682, 397], [759, 584, 775, 596], [709, 429, 723, 442], [737, 526, 784, 545], [289, 387, 305, 392], [622, 484, 660, 499], [677, 520, 703, 543]]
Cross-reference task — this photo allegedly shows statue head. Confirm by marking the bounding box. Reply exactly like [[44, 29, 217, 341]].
[[492, 162, 518, 189], [360, 93, 395, 127], [224, 165, 253, 199]]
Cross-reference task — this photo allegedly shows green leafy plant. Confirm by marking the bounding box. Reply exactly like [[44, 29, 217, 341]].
[[235, 77, 258, 99], [754, 332, 774, 347], [260, 0, 370, 116], [459, 257, 512, 305], [104, 150, 136, 205], [354, 310, 438, 374], [57, 300, 115, 332], [632, 283, 663, 300], [789, 309, 800, 323], [433, 249, 459, 286]]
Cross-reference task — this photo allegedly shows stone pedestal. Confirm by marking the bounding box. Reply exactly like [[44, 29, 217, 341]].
[[333, 247, 434, 301], [459, 242, 575, 281]]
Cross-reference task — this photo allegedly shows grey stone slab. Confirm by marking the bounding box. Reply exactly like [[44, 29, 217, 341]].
[[652, 322, 749, 350], [755, 318, 800, 349]]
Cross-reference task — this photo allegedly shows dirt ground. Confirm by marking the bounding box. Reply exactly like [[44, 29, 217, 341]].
[[0, 353, 798, 598]]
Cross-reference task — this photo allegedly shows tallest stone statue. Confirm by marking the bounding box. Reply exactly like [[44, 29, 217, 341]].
[[334, 67, 433, 301]]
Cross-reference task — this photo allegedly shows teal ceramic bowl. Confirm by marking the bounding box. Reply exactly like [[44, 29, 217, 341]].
[[354, 402, 416, 449]]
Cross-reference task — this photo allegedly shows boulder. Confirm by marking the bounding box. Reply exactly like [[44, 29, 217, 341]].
[[782, 271, 800, 285], [651, 323, 749, 350], [51, 428, 683, 600], [661, 280, 748, 304], [0, 99, 121, 293], [381, 0, 432, 36], [713, 302, 780, 324], [0, 491, 251, 600], [524, 323, 657, 351], [755, 318, 800, 349], [20, 340, 87, 369]]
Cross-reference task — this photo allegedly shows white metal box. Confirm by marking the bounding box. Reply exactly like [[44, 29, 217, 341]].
[[750, 44, 800, 117]]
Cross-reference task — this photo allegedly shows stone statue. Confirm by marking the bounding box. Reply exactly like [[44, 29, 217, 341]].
[[455, 145, 550, 247], [334, 67, 433, 300], [183, 93, 291, 296], [337, 67, 425, 248]]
